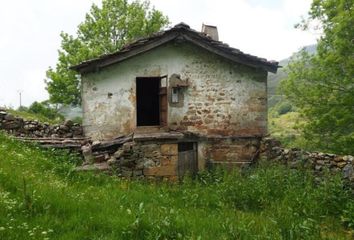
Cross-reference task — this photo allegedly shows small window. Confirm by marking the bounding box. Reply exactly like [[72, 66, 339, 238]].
[[171, 87, 179, 103]]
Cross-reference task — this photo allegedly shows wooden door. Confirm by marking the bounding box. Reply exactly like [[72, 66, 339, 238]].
[[178, 143, 198, 177], [159, 87, 167, 126]]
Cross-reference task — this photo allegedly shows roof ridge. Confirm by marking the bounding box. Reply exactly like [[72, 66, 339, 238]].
[[71, 23, 279, 73]]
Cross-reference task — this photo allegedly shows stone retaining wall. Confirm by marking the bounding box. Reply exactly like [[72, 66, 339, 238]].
[[107, 141, 178, 180], [0, 109, 83, 138], [260, 138, 354, 185], [79, 140, 179, 180]]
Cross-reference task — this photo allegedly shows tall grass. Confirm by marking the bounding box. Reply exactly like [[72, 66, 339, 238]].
[[0, 132, 353, 239]]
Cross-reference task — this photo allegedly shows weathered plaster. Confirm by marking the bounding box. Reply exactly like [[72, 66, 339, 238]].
[[81, 41, 267, 140], [81, 41, 267, 168]]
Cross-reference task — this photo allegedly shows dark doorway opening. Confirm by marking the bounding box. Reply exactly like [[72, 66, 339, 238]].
[[136, 77, 160, 126]]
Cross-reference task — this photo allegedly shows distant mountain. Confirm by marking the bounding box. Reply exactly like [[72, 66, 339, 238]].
[[303, 44, 317, 55], [268, 44, 317, 107]]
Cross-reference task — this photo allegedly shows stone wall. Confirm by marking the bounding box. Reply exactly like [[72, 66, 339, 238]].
[[200, 138, 261, 169], [80, 136, 262, 179], [0, 109, 83, 138], [260, 138, 354, 185], [172, 55, 267, 137], [105, 141, 178, 180], [78, 136, 354, 183]]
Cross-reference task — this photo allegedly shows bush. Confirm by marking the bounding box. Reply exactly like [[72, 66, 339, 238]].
[[276, 101, 293, 115], [27, 101, 63, 120], [71, 116, 82, 124]]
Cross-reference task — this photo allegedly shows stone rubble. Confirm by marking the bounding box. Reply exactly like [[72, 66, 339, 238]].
[[260, 137, 354, 185], [0, 109, 83, 138], [80, 140, 178, 180]]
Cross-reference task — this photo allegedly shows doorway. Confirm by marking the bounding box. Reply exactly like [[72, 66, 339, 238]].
[[136, 77, 167, 126], [177, 142, 198, 177]]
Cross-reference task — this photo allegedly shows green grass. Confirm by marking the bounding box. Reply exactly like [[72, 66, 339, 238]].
[[268, 112, 303, 137], [6, 109, 63, 124], [268, 111, 311, 148], [0, 132, 353, 239]]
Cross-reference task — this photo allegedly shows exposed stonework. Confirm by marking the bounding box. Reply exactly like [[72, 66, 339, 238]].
[[80, 42, 267, 169], [0, 109, 83, 138], [203, 138, 261, 169], [260, 138, 354, 185], [81, 42, 267, 141], [73, 23, 277, 179], [86, 140, 179, 180], [171, 56, 267, 137], [76, 133, 262, 180]]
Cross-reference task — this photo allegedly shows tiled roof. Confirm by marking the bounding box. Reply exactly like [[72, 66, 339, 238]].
[[72, 23, 279, 73]]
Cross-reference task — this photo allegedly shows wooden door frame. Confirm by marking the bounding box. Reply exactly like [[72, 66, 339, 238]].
[[135, 75, 168, 128], [159, 75, 168, 127]]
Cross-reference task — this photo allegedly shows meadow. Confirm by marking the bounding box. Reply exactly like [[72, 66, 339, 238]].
[[0, 132, 353, 239]]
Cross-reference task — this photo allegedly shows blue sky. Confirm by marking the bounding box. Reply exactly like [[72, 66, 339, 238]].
[[0, 0, 318, 108]]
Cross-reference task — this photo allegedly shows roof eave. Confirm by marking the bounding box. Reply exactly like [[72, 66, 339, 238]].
[[71, 27, 279, 74]]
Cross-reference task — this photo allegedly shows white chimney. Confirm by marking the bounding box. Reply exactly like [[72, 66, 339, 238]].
[[201, 24, 219, 41]]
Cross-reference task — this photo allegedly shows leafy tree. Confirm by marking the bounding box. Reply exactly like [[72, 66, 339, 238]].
[[281, 0, 354, 154], [28, 101, 64, 121], [46, 0, 169, 105]]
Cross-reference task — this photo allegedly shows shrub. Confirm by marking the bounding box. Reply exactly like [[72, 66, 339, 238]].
[[276, 101, 293, 115], [71, 116, 82, 124], [28, 101, 64, 121]]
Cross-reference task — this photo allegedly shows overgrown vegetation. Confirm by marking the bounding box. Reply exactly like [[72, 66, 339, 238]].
[[268, 111, 307, 148], [7, 101, 64, 124], [0, 132, 353, 239], [280, 0, 354, 155]]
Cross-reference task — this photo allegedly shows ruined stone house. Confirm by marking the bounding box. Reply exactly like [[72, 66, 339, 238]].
[[72, 23, 278, 178]]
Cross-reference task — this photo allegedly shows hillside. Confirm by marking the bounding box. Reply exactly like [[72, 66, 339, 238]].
[[0, 133, 353, 239], [268, 44, 317, 108]]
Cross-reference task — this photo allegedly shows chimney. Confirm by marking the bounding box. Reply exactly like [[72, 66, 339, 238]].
[[201, 24, 219, 41]]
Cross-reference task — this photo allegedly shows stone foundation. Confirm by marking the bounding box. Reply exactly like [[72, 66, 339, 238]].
[[105, 141, 178, 180], [81, 136, 261, 179], [200, 138, 261, 169]]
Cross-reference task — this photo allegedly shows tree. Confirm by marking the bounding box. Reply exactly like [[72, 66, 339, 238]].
[[280, 0, 354, 154], [46, 0, 169, 105], [28, 101, 64, 121]]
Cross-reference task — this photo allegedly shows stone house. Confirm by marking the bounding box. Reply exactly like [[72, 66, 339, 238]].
[[72, 23, 278, 178]]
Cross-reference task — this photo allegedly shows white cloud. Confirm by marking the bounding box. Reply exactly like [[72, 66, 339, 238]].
[[0, 0, 317, 108], [0, 0, 99, 108], [150, 0, 317, 60]]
